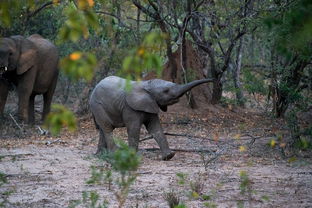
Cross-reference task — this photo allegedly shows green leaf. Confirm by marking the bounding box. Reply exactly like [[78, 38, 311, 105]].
[[60, 52, 96, 82], [44, 104, 77, 136]]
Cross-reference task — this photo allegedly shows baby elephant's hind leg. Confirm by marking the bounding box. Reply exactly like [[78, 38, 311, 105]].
[[96, 129, 107, 154], [92, 105, 116, 154]]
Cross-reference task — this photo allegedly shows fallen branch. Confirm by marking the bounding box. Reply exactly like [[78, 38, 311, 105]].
[[142, 147, 215, 153], [1, 153, 34, 158], [139, 132, 217, 143], [9, 113, 24, 133], [45, 139, 67, 145], [37, 126, 49, 135], [201, 147, 228, 170]]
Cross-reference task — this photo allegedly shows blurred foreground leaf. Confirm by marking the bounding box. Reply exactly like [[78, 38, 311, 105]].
[[111, 139, 141, 175], [44, 104, 77, 135], [120, 32, 166, 80], [58, 2, 99, 43], [60, 51, 97, 81]]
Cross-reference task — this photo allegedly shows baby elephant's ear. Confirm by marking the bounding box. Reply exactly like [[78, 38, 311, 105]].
[[126, 87, 159, 114]]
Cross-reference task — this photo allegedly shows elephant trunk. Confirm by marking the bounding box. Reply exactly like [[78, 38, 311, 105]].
[[175, 78, 214, 98]]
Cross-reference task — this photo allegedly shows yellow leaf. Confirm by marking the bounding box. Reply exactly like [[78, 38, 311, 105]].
[[137, 48, 145, 56], [234, 134, 241, 139], [288, 157, 297, 163], [87, 0, 94, 7], [270, 139, 276, 147], [78, 0, 94, 9], [69, 52, 82, 61], [53, 0, 60, 5], [191, 191, 200, 199], [213, 133, 219, 142], [239, 146, 247, 152]]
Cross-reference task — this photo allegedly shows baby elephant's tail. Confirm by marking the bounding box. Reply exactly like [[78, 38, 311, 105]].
[[92, 114, 99, 130]]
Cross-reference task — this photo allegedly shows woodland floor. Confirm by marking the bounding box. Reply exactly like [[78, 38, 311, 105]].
[[0, 96, 312, 208]]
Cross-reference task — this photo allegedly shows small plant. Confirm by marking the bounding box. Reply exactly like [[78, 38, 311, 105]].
[[87, 139, 140, 208], [189, 177, 204, 199], [203, 202, 217, 208], [0, 172, 13, 208], [176, 172, 188, 185], [238, 170, 253, 207], [86, 166, 113, 189], [0, 172, 7, 186], [173, 172, 212, 206], [82, 191, 108, 208], [239, 171, 251, 194], [163, 190, 181, 208], [68, 191, 108, 208]]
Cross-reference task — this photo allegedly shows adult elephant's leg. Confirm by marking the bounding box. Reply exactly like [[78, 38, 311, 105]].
[[17, 70, 36, 122], [0, 81, 9, 116], [17, 84, 32, 122], [144, 115, 175, 160], [42, 74, 58, 121], [28, 94, 36, 124]]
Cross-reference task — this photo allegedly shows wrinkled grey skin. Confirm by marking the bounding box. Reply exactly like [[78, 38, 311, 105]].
[[89, 76, 213, 160], [0, 34, 59, 123]]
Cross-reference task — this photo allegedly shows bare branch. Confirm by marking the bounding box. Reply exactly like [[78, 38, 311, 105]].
[[9, 114, 24, 134], [96, 11, 133, 30], [27, 1, 54, 19]]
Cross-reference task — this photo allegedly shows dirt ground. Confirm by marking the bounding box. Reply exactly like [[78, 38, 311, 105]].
[[1, 98, 312, 208]]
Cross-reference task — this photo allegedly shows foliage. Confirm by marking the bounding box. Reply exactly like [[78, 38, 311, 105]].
[[285, 108, 312, 150], [0, 172, 7, 186], [60, 51, 97, 82], [68, 191, 108, 208], [109, 139, 141, 174], [264, 0, 312, 56], [43, 104, 77, 136], [57, 1, 99, 43], [242, 69, 268, 96], [87, 139, 140, 208], [174, 172, 212, 206], [120, 32, 166, 80], [163, 190, 181, 208], [0, 0, 34, 28], [239, 171, 251, 194]]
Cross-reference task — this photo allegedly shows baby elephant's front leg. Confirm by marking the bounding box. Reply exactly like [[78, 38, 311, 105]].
[[145, 115, 175, 160]]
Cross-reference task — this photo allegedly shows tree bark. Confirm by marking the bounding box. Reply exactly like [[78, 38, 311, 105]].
[[274, 59, 308, 117], [132, 0, 178, 81], [233, 37, 245, 106]]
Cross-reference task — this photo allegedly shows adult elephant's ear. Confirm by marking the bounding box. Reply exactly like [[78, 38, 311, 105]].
[[16, 37, 37, 75], [126, 86, 159, 114]]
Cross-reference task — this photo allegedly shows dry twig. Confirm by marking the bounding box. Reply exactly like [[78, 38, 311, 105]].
[[9, 113, 24, 134]]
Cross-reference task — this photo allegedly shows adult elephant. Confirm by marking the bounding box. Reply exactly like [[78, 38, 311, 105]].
[[89, 76, 213, 160], [0, 34, 59, 123]]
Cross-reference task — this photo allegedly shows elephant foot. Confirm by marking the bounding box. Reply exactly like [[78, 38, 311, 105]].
[[95, 148, 105, 156], [162, 151, 175, 161]]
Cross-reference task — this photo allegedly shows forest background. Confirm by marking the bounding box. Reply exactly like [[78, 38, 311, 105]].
[[1, 0, 311, 143], [0, 0, 312, 207]]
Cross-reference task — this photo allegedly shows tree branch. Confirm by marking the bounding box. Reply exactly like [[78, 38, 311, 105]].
[[26, 1, 54, 19]]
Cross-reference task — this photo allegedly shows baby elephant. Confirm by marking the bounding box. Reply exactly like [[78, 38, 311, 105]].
[[89, 76, 213, 160]]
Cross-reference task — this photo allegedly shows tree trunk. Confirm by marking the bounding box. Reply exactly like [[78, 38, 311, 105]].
[[274, 60, 308, 117], [233, 37, 245, 106], [211, 78, 223, 104]]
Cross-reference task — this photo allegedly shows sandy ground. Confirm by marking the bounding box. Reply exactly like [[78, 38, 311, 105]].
[[1, 104, 312, 208]]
